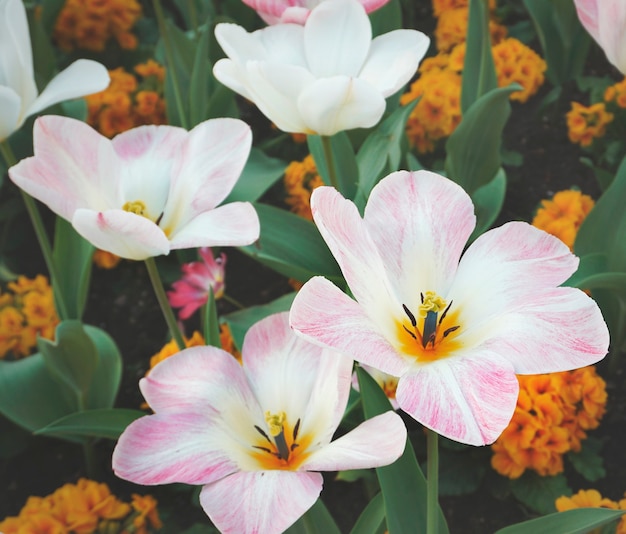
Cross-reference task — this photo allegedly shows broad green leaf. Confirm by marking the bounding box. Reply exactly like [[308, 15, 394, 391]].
[[445, 85, 519, 196], [39, 0, 66, 38], [52, 218, 94, 320], [224, 148, 286, 204], [203, 288, 221, 349], [83, 325, 122, 410], [354, 100, 418, 210], [0, 354, 77, 433], [576, 155, 626, 273], [495, 508, 625, 534], [308, 133, 359, 200], [564, 253, 607, 288], [188, 23, 212, 127], [38, 321, 99, 402], [27, 8, 56, 87], [469, 168, 506, 241], [357, 367, 449, 534], [369, 0, 402, 36], [239, 203, 342, 284], [567, 437, 605, 482], [224, 292, 296, 350], [285, 498, 341, 534], [509, 472, 571, 515], [35, 408, 145, 440], [350, 492, 386, 534], [173, 0, 216, 31], [461, 0, 497, 112]]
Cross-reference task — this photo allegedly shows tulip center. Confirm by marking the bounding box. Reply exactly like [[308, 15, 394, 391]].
[[123, 200, 149, 217], [398, 291, 461, 362], [250, 411, 311, 470]]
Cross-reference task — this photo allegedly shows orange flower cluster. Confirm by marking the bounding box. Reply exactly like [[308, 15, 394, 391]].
[[604, 78, 626, 108], [566, 102, 614, 148], [93, 249, 123, 269], [284, 154, 325, 220], [491, 366, 607, 479], [0, 478, 161, 534], [54, 0, 142, 52], [492, 38, 547, 103], [0, 275, 58, 359], [532, 189, 595, 250], [86, 60, 167, 138], [431, 0, 496, 17], [556, 489, 626, 533], [434, 5, 506, 53]]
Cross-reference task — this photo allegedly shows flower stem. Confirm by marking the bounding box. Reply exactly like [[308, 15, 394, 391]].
[[426, 428, 439, 534], [144, 257, 186, 350], [320, 135, 340, 191], [223, 292, 245, 310], [0, 141, 70, 320], [152, 0, 189, 129]]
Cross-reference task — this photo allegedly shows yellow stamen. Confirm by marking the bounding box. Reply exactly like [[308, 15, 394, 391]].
[[122, 200, 148, 217], [265, 411, 286, 437], [418, 291, 447, 318]]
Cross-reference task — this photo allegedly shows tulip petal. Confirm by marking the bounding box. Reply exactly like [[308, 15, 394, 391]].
[[9, 116, 121, 219], [596, 2, 626, 73], [72, 208, 171, 260], [140, 347, 253, 413], [304, 0, 371, 77], [303, 411, 406, 471], [364, 170, 475, 312], [199, 470, 323, 534], [396, 353, 518, 446], [360, 30, 430, 96], [280, 6, 311, 24], [213, 58, 254, 100], [168, 201, 260, 249], [482, 287, 609, 374], [290, 276, 410, 377], [27, 59, 110, 117], [112, 411, 239, 486], [298, 76, 386, 135], [574, 0, 600, 42], [0, 86, 21, 141], [243, 313, 354, 445]]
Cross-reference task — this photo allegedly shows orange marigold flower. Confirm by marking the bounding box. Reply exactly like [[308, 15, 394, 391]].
[[134, 60, 166, 82], [284, 154, 325, 220], [556, 489, 619, 512], [54, 0, 142, 52], [130, 494, 163, 533], [566, 102, 614, 147], [491, 367, 607, 479], [604, 77, 626, 109], [435, 7, 506, 52], [431, 0, 496, 17], [532, 189, 595, 250], [219, 322, 242, 364], [93, 249, 122, 269], [492, 38, 546, 103]]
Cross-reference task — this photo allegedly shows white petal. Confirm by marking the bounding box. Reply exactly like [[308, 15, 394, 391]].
[[0, 86, 21, 141]]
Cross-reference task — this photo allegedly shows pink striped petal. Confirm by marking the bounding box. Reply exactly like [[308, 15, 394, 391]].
[[303, 412, 406, 471], [574, 0, 600, 41], [72, 209, 170, 260], [199, 470, 323, 534], [9, 116, 121, 219], [168, 202, 260, 249], [112, 411, 238, 486], [363, 171, 475, 311], [396, 353, 518, 446], [483, 287, 609, 374], [279, 6, 310, 23], [140, 346, 253, 413], [290, 276, 409, 377]]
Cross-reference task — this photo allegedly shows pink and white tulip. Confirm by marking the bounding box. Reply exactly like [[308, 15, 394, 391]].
[[0, 0, 109, 142], [242, 0, 389, 25], [290, 170, 610, 446], [9, 116, 260, 260], [113, 312, 406, 534], [213, 0, 429, 136], [168, 247, 227, 320], [574, 0, 626, 74]]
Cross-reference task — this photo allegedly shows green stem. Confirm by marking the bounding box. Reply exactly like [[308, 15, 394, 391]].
[[152, 0, 189, 129], [320, 135, 340, 191], [0, 141, 69, 320], [144, 257, 186, 350], [187, 0, 199, 33], [223, 292, 245, 310], [426, 429, 439, 534], [82, 439, 98, 479]]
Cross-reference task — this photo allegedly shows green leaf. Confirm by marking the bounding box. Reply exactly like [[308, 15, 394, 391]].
[[224, 293, 296, 350], [35, 408, 145, 440], [357, 367, 449, 534], [495, 508, 625, 534], [564, 253, 608, 288], [509, 472, 571, 515], [576, 155, 626, 273], [284, 498, 341, 534], [239, 203, 342, 284], [39, 0, 66, 36], [567, 437, 606, 482], [349, 492, 386, 534], [461, 0, 497, 112], [437, 449, 486, 496], [224, 148, 286, 204], [83, 324, 123, 410], [354, 100, 418, 210], [469, 168, 507, 241], [188, 23, 212, 127], [203, 288, 221, 349], [369, 0, 402, 36], [52, 218, 94, 320], [308, 133, 359, 200], [445, 85, 519, 196], [38, 321, 99, 402]]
